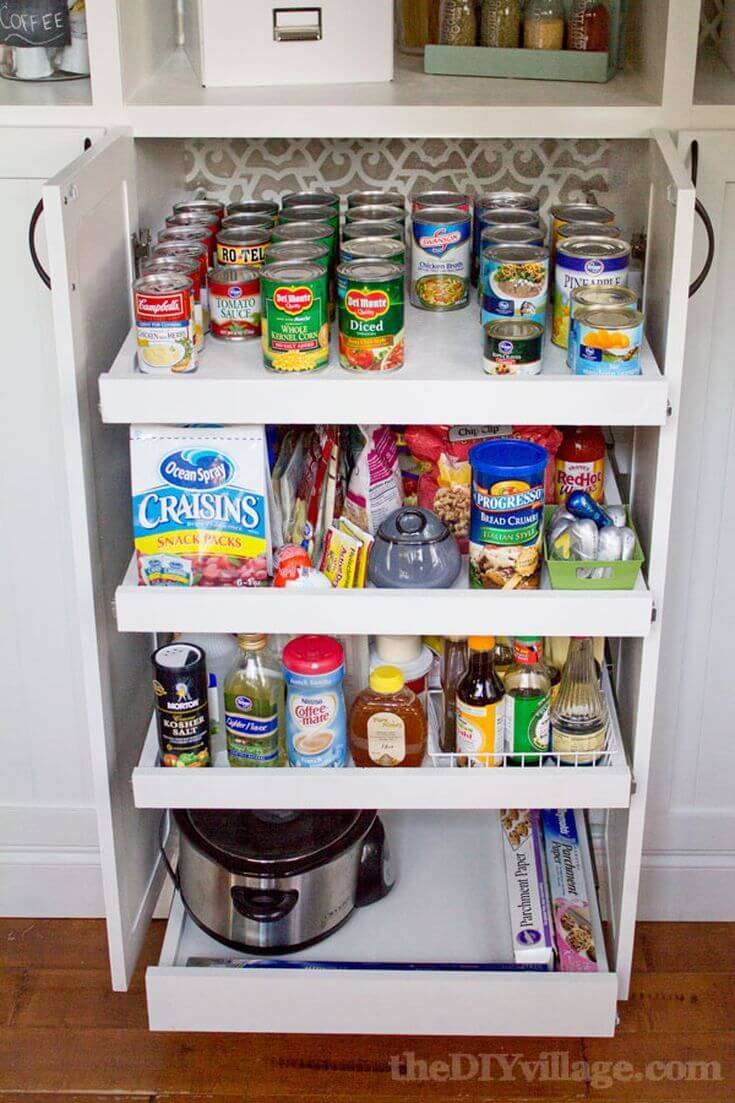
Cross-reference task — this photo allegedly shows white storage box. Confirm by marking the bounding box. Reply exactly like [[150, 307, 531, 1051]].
[[183, 0, 394, 87]]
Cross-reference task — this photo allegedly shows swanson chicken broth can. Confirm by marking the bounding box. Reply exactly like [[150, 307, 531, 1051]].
[[261, 260, 330, 373], [140, 256, 204, 350], [552, 237, 631, 349], [567, 285, 639, 369], [411, 207, 472, 312], [340, 235, 406, 268], [412, 190, 472, 213], [216, 226, 273, 269], [134, 273, 196, 374], [337, 260, 404, 373], [209, 266, 261, 341], [480, 244, 550, 327]]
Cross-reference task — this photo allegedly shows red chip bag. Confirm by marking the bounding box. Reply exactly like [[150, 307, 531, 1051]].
[[511, 425, 563, 503]]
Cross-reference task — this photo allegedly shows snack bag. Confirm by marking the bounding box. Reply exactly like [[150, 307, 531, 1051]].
[[344, 425, 403, 535]]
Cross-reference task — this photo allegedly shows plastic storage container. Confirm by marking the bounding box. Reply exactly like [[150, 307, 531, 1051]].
[[283, 635, 347, 768]]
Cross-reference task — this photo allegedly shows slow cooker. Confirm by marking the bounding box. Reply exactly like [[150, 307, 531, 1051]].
[[171, 809, 394, 953]]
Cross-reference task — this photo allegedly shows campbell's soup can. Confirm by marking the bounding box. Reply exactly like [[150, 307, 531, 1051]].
[[411, 206, 472, 312], [209, 265, 261, 341], [158, 223, 215, 265], [140, 256, 204, 350], [152, 241, 210, 331], [216, 225, 272, 268], [552, 237, 630, 350], [134, 273, 196, 374]]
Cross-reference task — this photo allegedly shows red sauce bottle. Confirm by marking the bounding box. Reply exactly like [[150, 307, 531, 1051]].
[[568, 0, 610, 53], [554, 426, 606, 504]]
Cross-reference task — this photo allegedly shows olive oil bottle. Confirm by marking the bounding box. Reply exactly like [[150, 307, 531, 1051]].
[[224, 634, 284, 768]]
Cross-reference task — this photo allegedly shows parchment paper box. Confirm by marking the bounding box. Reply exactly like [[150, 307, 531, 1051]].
[[182, 1, 394, 87], [500, 810, 554, 967]]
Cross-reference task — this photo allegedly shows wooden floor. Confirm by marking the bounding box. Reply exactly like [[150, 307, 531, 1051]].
[[0, 919, 733, 1101]]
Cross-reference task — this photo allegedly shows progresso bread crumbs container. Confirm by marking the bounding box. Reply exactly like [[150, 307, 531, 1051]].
[[483, 319, 545, 376], [552, 237, 631, 349], [468, 438, 548, 590], [216, 225, 272, 268], [340, 236, 406, 268], [337, 259, 404, 373], [480, 244, 550, 327], [134, 273, 196, 375], [209, 266, 261, 341], [567, 285, 639, 369], [411, 206, 472, 312], [260, 260, 329, 373], [573, 307, 644, 376]]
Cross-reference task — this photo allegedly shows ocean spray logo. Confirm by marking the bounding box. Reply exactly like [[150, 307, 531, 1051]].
[[417, 224, 462, 257], [584, 258, 605, 276], [159, 449, 235, 490]]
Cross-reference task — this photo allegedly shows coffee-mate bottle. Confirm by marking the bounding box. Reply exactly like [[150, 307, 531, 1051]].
[[456, 636, 505, 767]]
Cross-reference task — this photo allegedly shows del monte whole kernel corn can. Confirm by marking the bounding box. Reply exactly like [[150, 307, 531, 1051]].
[[337, 259, 404, 372], [261, 260, 329, 373]]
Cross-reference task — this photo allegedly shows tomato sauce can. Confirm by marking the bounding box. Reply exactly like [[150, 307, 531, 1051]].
[[152, 642, 211, 768], [134, 273, 196, 375], [337, 259, 405, 373], [483, 319, 545, 376], [480, 244, 550, 326], [553, 237, 630, 349], [227, 199, 280, 220], [340, 236, 406, 268], [567, 285, 638, 369], [216, 225, 272, 268], [158, 223, 215, 265], [140, 256, 204, 350], [209, 265, 261, 341], [260, 260, 330, 373], [573, 307, 644, 376], [411, 206, 472, 312]]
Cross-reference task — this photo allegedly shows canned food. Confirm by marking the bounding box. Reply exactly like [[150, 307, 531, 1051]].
[[152, 241, 210, 330], [477, 192, 540, 214], [340, 236, 406, 267], [412, 190, 471, 213], [280, 204, 339, 233], [550, 202, 616, 251], [159, 223, 214, 264], [209, 265, 261, 341], [221, 212, 276, 232], [573, 307, 644, 376], [272, 220, 337, 319], [165, 211, 219, 236], [483, 319, 545, 376], [568, 285, 639, 369], [226, 199, 280, 219], [481, 224, 545, 249], [474, 205, 541, 284], [267, 240, 330, 267], [558, 220, 623, 243], [173, 198, 225, 223], [152, 642, 210, 768], [552, 237, 631, 349], [480, 244, 550, 328], [348, 189, 405, 210], [342, 219, 403, 242], [216, 225, 273, 268], [260, 261, 330, 373], [411, 206, 472, 312], [134, 273, 196, 374], [337, 259, 405, 373], [140, 256, 204, 350], [345, 204, 407, 226], [282, 190, 340, 211]]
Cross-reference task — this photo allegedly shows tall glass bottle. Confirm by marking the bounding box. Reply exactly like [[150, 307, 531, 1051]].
[[224, 634, 284, 768], [550, 636, 607, 765], [441, 636, 468, 753], [456, 636, 505, 767], [505, 638, 551, 765]]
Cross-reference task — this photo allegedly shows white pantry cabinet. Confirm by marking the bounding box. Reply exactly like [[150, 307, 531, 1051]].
[[36, 124, 695, 1037]]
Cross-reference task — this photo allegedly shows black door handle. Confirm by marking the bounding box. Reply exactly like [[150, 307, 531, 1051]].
[[29, 199, 51, 290], [689, 140, 716, 299]]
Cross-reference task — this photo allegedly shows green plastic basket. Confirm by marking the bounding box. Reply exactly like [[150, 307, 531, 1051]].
[[544, 506, 645, 591]]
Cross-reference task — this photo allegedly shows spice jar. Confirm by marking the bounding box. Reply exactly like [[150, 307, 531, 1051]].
[[397, 0, 441, 55], [439, 0, 478, 46], [481, 0, 521, 48], [524, 0, 565, 50], [568, 0, 610, 52], [349, 666, 428, 767]]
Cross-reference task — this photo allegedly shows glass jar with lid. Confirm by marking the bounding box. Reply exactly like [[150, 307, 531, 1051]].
[[0, 1, 90, 82], [396, 0, 441, 55], [439, 0, 478, 46], [568, 0, 611, 53], [480, 1, 521, 48], [523, 0, 565, 50]]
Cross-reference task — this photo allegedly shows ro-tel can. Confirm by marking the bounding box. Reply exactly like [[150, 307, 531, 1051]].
[[152, 240, 210, 330], [152, 642, 210, 767], [342, 219, 404, 242], [552, 236, 630, 349], [483, 319, 545, 376], [348, 189, 405, 210], [267, 240, 330, 268], [411, 206, 472, 311], [550, 202, 616, 253], [282, 190, 341, 212], [173, 197, 225, 224], [468, 438, 548, 590], [412, 190, 472, 213], [340, 235, 406, 268], [337, 259, 405, 373], [260, 260, 330, 373], [216, 225, 272, 269], [558, 220, 623, 245], [134, 273, 196, 374], [226, 199, 280, 220], [480, 244, 550, 327], [567, 284, 638, 369], [474, 204, 541, 285], [280, 204, 340, 234], [221, 212, 276, 233], [158, 223, 215, 265], [140, 256, 204, 350], [345, 204, 407, 228], [573, 307, 644, 376], [283, 635, 347, 768], [209, 265, 261, 341]]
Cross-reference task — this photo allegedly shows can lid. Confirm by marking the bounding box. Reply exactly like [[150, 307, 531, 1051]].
[[210, 265, 259, 283], [469, 436, 548, 474], [217, 226, 272, 244], [577, 307, 644, 328], [369, 665, 405, 694], [283, 635, 344, 676], [261, 260, 327, 281], [557, 237, 630, 260], [337, 259, 403, 282]]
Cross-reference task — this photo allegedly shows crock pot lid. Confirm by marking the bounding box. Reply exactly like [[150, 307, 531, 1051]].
[[176, 809, 374, 873]]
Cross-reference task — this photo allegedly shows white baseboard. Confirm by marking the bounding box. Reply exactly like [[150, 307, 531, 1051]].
[[0, 846, 104, 917], [638, 851, 735, 920]]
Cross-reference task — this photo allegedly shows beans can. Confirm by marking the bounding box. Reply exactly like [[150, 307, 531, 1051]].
[[412, 190, 471, 213], [152, 642, 210, 768], [340, 236, 406, 267], [221, 212, 276, 232], [411, 206, 472, 311], [209, 265, 261, 341], [152, 241, 210, 331], [174, 197, 225, 223], [216, 225, 272, 268], [348, 189, 404, 210], [342, 219, 403, 242], [550, 202, 616, 251], [573, 307, 644, 376], [158, 223, 214, 265], [346, 204, 407, 227], [552, 237, 631, 349], [474, 205, 541, 284], [558, 220, 623, 244], [134, 273, 196, 374], [227, 199, 280, 219], [140, 256, 204, 350], [280, 204, 339, 233], [267, 240, 330, 268], [568, 285, 639, 369], [282, 190, 341, 212], [261, 260, 330, 373], [480, 244, 550, 327], [337, 259, 404, 373], [483, 319, 545, 376]]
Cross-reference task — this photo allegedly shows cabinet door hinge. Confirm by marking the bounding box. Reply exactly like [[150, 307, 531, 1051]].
[[131, 229, 152, 277], [651, 602, 658, 624], [666, 184, 678, 206]]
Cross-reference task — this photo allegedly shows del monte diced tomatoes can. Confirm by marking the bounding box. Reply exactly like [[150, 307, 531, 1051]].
[[337, 259, 405, 373], [261, 261, 329, 373], [134, 273, 196, 375]]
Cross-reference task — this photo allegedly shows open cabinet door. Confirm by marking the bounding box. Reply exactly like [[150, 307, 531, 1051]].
[[43, 129, 163, 990]]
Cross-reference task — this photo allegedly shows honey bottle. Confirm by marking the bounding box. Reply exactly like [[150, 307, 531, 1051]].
[[349, 666, 427, 767]]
